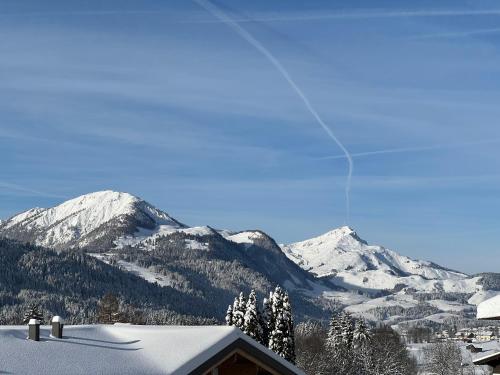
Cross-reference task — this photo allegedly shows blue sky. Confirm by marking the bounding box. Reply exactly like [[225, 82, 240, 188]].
[[1, 0, 500, 273]]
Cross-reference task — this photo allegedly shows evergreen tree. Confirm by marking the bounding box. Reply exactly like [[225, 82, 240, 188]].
[[282, 291, 296, 363], [269, 310, 286, 356], [97, 293, 122, 324], [231, 296, 239, 324], [353, 318, 370, 348], [325, 312, 357, 374], [326, 313, 343, 350], [340, 312, 355, 348], [225, 304, 233, 326], [260, 293, 273, 346], [243, 290, 262, 342], [22, 303, 44, 324], [232, 292, 246, 329], [268, 287, 296, 363]]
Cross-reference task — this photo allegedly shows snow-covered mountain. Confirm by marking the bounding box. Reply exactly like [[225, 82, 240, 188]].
[[281, 226, 494, 326], [0, 191, 185, 250], [281, 226, 470, 292], [1, 190, 498, 327], [0, 191, 325, 321]]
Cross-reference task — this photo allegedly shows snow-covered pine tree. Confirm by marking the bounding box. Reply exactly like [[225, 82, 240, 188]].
[[243, 290, 262, 342], [353, 318, 370, 348], [231, 296, 240, 327], [225, 304, 233, 326], [269, 310, 286, 357], [268, 286, 296, 363], [326, 313, 343, 350], [282, 291, 296, 363], [340, 312, 355, 348], [22, 303, 44, 324], [260, 292, 273, 346], [232, 292, 246, 329]]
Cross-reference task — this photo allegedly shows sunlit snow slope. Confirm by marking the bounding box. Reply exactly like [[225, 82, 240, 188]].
[[0, 190, 184, 249], [282, 226, 475, 293]]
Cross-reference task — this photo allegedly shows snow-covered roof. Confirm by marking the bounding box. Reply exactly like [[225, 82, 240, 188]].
[[0, 324, 304, 375], [473, 351, 500, 365], [477, 294, 500, 320]]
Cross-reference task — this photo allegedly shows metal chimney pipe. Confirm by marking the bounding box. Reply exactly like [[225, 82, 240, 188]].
[[28, 319, 40, 341], [51, 316, 64, 339]]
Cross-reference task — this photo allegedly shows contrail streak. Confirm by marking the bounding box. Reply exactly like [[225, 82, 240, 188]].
[[193, 0, 354, 221], [318, 138, 500, 160]]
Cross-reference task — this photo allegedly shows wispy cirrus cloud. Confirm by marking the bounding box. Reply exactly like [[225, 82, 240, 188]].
[[410, 27, 500, 39], [0, 182, 67, 199], [2, 8, 500, 22]]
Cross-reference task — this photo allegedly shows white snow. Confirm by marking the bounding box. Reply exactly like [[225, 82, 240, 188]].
[[345, 292, 419, 314], [227, 231, 264, 247], [427, 299, 470, 312], [477, 294, 500, 320], [114, 225, 214, 251], [89, 254, 173, 287], [283, 226, 465, 279], [2, 191, 182, 248], [0, 324, 305, 375], [116, 261, 173, 287], [409, 340, 500, 373], [281, 226, 477, 295], [4, 207, 46, 228], [179, 226, 215, 236], [184, 239, 209, 251], [469, 290, 500, 306]]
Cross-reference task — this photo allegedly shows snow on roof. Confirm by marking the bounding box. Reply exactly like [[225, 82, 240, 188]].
[[28, 319, 40, 325], [51, 316, 63, 323], [0, 324, 304, 375], [473, 350, 500, 365], [477, 294, 500, 320]]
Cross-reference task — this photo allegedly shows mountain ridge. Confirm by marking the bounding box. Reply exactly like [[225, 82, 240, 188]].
[[1, 190, 498, 328]]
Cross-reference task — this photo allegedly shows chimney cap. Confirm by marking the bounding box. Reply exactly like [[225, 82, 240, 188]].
[[51, 316, 63, 323], [28, 319, 40, 325]]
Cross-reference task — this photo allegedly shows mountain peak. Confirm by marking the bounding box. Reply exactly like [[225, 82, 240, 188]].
[[322, 225, 355, 237], [0, 190, 184, 249], [308, 226, 368, 246], [282, 226, 465, 283], [67, 190, 139, 204]]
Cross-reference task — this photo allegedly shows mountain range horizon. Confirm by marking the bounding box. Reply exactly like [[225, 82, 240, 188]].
[[0, 189, 462, 274]]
